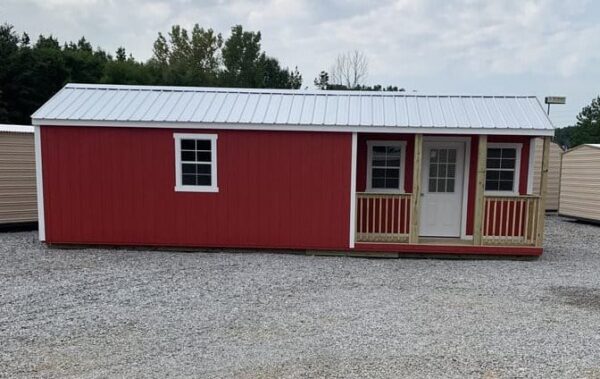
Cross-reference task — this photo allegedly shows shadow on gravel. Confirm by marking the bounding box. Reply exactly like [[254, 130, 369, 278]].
[[549, 286, 600, 311]]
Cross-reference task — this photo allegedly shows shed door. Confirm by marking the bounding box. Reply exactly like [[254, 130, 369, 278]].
[[420, 141, 465, 237]]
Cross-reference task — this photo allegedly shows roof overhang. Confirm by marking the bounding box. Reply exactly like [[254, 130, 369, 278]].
[[31, 119, 555, 136]]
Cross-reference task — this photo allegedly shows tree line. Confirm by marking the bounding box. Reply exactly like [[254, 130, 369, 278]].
[[554, 97, 600, 149], [0, 23, 302, 125]]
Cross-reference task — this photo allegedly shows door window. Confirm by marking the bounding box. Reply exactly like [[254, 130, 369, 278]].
[[428, 148, 457, 193]]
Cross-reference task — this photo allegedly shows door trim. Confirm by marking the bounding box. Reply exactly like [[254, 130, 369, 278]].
[[422, 136, 471, 239]]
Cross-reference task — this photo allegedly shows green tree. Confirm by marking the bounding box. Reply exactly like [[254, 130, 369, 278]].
[[555, 96, 600, 148]]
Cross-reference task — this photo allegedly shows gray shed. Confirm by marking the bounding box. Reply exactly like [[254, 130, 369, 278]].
[[0, 125, 37, 226]]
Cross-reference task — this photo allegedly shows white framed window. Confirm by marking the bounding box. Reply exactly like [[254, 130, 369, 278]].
[[485, 143, 522, 195], [174, 133, 218, 192], [366, 140, 406, 192]]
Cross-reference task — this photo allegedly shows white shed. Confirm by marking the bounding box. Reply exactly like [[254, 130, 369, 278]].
[[559, 144, 600, 223], [0, 125, 37, 226]]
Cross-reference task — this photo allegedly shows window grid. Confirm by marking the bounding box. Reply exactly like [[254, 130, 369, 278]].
[[486, 147, 516, 192], [174, 133, 218, 192], [428, 148, 456, 193], [180, 139, 212, 187], [371, 145, 402, 190]]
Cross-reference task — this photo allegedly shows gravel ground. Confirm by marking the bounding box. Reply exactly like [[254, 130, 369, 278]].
[[1, 214, 600, 378]]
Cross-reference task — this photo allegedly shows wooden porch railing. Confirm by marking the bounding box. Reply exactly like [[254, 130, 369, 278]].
[[482, 195, 541, 246], [356, 193, 412, 243]]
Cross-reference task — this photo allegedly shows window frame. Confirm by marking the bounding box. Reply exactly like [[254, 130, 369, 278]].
[[366, 140, 407, 193], [174, 133, 218, 193], [485, 142, 522, 196]]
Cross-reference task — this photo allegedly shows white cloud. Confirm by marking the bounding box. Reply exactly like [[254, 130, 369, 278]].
[[1, 0, 598, 126]]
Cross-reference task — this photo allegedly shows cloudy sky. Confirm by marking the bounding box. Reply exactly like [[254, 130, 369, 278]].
[[2, 0, 599, 127]]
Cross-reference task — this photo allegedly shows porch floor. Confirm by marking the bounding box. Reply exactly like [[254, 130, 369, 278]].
[[419, 237, 473, 246]]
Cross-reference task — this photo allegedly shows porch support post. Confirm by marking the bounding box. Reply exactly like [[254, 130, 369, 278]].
[[409, 134, 423, 244], [473, 135, 487, 245], [535, 136, 550, 247]]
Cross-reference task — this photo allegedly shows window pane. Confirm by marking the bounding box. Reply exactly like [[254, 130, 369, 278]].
[[486, 170, 500, 180], [429, 163, 438, 177], [386, 159, 401, 167], [182, 164, 196, 174], [488, 148, 501, 158], [372, 178, 385, 188], [487, 158, 500, 169], [501, 158, 515, 169], [500, 171, 514, 181], [485, 180, 497, 191], [181, 151, 196, 161], [385, 178, 399, 189], [196, 140, 211, 151], [430, 149, 438, 163], [499, 180, 513, 191], [197, 175, 211, 186], [181, 139, 195, 150], [197, 164, 211, 174], [373, 146, 387, 153], [372, 159, 387, 167], [446, 178, 455, 192], [439, 149, 448, 162], [439, 164, 447, 177], [448, 149, 457, 163], [437, 178, 446, 192], [429, 178, 437, 192], [372, 168, 386, 178], [182, 174, 196, 185], [197, 151, 211, 162], [502, 148, 516, 158], [447, 164, 456, 178], [385, 168, 400, 179]]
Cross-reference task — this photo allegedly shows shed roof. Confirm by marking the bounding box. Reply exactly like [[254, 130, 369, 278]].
[[0, 124, 34, 133], [32, 83, 555, 136]]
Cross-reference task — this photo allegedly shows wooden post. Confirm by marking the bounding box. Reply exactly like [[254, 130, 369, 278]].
[[409, 134, 423, 244], [473, 135, 487, 245], [535, 136, 551, 247]]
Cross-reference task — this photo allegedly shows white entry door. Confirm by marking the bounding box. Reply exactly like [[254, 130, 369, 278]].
[[420, 141, 466, 237]]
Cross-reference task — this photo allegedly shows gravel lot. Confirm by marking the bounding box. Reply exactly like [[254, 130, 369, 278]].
[[1, 214, 600, 378]]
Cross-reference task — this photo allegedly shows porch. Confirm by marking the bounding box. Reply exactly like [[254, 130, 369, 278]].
[[351, 134, 551, 254]]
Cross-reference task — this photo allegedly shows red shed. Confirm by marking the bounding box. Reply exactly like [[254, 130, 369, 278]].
[[32, 84, 555, 257]]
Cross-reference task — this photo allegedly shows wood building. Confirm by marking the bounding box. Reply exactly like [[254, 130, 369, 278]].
[[532, 139, 562, 211], [559, 144, 600, 223], [31, 84, 555, 257], [0, 125, 37, 226]]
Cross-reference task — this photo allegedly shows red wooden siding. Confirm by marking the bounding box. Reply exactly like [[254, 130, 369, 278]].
[[41, 126, 352, 250]]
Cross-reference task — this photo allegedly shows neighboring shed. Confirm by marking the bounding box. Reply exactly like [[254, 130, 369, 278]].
[[0, 125, 37, 226], [532, 138, 562, 211], [559, 144, 600, 223]]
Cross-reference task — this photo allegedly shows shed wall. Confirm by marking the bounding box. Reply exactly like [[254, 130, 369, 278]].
[[41, 126, 352, 249], [0, 132, 37, 224], [559, 145, 600, 221], [533, 139, 562, 210]]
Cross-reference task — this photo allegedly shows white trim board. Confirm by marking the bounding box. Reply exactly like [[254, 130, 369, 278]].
[[33, 119, 556, 137], [173, 133, 219, 193], [365, 140, 407, 193], [349, 132, 357, 248], [33, 126, 45, 241], [485, 142, 523, 196]]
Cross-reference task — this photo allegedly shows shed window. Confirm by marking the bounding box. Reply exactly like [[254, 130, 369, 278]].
[[174, 133, 218, 192], [485, 144, 521, 193], [366, 141, 406, 192]]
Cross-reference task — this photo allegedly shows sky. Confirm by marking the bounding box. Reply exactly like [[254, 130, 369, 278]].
[[2, 0, 600, 128]]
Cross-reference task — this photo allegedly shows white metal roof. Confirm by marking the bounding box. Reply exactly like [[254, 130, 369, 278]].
[[31, 83, 555, 135], [0, 124, 34, 133]]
